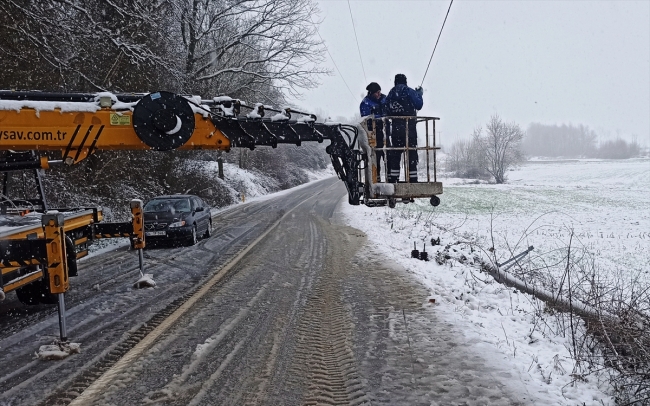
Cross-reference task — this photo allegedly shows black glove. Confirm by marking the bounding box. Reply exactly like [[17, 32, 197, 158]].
[[415, 86, 423, 96]]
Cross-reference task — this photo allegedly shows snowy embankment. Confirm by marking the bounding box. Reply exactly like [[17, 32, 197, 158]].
[[340, 158, 649, 405]]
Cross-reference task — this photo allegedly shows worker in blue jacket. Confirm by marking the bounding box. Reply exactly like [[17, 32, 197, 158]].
[[385, 73, 423, 183], [359, 82, 388, 180]]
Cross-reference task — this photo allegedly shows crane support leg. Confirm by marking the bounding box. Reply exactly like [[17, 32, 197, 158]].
[[130, 199, 146, 277], [42, 213, 69, 341]]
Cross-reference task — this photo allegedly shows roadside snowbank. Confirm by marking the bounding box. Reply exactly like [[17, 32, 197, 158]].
[[341, 203, 614, 405], [337, 159, 647, 404]]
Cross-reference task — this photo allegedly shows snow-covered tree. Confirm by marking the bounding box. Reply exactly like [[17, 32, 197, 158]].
[[0, 0, 174, 91], [0, 0, 328, 101], [476, 115, 524, 184], [173, 0, 328, 102]]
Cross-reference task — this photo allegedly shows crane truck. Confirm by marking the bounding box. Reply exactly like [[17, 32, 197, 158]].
[[0, 90, 442, 340]]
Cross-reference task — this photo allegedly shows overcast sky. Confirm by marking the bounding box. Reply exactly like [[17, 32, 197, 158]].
[[295, 0, 650, 146]]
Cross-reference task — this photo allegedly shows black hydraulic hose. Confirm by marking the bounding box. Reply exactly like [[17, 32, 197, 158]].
[[340, 124, 359, 147]]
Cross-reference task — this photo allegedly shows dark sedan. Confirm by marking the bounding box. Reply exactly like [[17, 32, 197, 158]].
[[143, 195, 212, 246]]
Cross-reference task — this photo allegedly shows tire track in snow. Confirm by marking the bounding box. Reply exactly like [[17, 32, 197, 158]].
[[291, 219, 369, 405]]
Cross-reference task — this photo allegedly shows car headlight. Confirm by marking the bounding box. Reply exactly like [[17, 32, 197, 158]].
[[168, 220, 186, 228]]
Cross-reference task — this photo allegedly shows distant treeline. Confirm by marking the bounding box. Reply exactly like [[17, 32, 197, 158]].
[[445, 120, 643, 182], [523, 123, 641, 159]]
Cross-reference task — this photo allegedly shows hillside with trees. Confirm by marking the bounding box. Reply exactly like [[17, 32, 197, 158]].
[[0, 0, 331, 217]]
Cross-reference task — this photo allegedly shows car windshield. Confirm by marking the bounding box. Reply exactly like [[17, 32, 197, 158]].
[[144, 198, 192, 213]]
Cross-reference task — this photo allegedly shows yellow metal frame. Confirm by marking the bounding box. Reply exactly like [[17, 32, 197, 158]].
[[0, 204, 145, 294], [3, 269, 44, 292], [0, 210, 102, 293], [0, 210, 102, 243]]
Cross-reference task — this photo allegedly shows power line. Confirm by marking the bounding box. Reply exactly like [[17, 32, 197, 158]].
[[347, 0, 367, 83], [314, 28, 358, 103], [421, 0, 454, 87]]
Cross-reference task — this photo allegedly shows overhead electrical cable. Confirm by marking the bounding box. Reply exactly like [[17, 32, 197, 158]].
[[314, 28, 358, 103], [347, 0, 367, 82], [421, 0, 454, 87]]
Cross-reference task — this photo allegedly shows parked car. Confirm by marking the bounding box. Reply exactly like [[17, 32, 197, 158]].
[[142, 195, 212, 246]]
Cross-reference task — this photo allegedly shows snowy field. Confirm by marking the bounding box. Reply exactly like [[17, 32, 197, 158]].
[[340, 158, 649, 404], [437, 158, 649, 285]]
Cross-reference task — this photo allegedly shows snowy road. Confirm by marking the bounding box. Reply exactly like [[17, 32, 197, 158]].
[[2, 176, 545, 405]]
